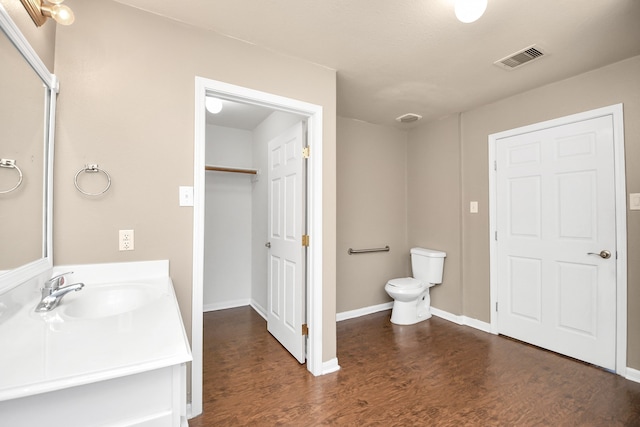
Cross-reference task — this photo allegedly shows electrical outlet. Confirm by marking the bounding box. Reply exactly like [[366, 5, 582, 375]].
[[119, 229, 134, 251]]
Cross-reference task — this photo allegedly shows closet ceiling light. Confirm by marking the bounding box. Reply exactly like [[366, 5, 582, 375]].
[[454, 0, 487, 23], [20, 0, 75, 27], [205, 97, 223, 114]]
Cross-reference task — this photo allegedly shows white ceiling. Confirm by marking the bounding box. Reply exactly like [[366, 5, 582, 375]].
[[115, 0, 640, 128]]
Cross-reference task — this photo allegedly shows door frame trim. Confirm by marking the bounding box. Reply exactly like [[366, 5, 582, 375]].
[[191, 77, 324, 416], [488, 103, 627, 375]]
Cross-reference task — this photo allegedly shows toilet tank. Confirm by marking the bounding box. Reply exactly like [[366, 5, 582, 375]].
[[410, 247, 446, 284]]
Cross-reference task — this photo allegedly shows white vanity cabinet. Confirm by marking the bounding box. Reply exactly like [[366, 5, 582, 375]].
[[0, 365, 188, 427]]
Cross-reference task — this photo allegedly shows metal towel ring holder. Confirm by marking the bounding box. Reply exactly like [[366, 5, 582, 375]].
[[0, 158, 24, 194], [74, 164, 111, 196]]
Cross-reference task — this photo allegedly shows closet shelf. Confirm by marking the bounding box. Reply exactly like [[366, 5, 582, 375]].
[[205, 165, 259, 175]]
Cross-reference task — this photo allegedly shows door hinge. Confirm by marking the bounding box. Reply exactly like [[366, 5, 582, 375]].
[[302, 323, 309, 336], [495, 231, 498, 241], [302, 234, 310, 247], [303, 146, 310, 159], [496, 302, 498, 312], [494, 160, 497, 171]]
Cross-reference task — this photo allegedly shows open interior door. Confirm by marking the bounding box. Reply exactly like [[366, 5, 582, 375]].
[[266, 121, 306, 363]]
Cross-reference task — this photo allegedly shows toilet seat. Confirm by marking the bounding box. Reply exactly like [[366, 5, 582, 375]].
[[387, 277, 424, 289]]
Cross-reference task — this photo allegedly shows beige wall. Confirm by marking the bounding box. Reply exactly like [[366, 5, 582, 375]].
[[336, 117, 409, 313], [407, 115, 462, 314], [336, 114, 464, 317], [459, 55, 640, 368], [52, 0, 337, 362]]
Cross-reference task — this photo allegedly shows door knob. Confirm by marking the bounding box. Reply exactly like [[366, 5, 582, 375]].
[[265, 242, 271, 248], [587, 250, 611, 259]]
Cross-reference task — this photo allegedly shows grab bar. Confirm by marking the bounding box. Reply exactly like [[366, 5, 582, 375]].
[[348, 246, 390, 255]]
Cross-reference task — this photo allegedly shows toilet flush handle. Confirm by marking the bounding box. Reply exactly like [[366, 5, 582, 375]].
[[265, 242, 271, 248]]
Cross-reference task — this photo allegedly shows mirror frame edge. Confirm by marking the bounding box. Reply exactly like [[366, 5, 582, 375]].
[[0, 3, 57, 294]]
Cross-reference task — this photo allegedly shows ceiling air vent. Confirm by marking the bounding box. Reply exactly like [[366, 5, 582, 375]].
[[494, 45, 546, 70], [396, 113, 422, 123]]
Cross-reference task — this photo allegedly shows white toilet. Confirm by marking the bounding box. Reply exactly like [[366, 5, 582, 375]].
[[385, 247, 446, 325]]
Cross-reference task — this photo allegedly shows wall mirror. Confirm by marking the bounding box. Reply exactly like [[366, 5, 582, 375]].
[[0, 4, 57, 294]]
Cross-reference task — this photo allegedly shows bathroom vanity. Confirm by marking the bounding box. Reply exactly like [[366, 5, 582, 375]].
[[0, 260, 192, 427]]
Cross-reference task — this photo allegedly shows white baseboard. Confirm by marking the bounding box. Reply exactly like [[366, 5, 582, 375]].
[[186, 403, 200, 423], [250, 300, 267, 320], [626, 367, 640, 383], [202, 299, 268, 321], [336, 302, 491, 335], [322, 357, 340, 374], [431, 307, 492, 333], [203, 298, 251, 312], [336, 302, 393, 322]]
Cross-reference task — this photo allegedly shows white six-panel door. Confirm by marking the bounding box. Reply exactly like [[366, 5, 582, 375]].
[[267, 122, 306, 363], [496, 115, 617, 370]]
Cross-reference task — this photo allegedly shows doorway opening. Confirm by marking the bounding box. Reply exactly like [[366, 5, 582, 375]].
[[191, 77, 325, 417]]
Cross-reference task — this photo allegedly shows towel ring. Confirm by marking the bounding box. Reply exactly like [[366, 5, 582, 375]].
[[74, 164, 111, 196], [0, 159, 24, 194]]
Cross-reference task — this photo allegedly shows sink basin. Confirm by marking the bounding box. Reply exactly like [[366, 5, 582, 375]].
[[61, 283, 166, 319]]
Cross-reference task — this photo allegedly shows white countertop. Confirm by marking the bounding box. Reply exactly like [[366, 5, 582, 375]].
[[0, 261, 192, 401]]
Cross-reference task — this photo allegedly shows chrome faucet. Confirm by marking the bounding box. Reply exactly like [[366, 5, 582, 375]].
[[35, 272, 85, 312]]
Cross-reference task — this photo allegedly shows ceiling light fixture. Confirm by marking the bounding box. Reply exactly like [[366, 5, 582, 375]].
[[454, 0, 487, 23], [20, 0, 75, 27], [205, 97, 223, 114]]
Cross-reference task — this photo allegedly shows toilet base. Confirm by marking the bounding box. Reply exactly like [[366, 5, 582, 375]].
[[389, 291, 432, 325]]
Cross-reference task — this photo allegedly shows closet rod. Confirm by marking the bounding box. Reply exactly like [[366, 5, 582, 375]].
[[205, 165, 258, 175]]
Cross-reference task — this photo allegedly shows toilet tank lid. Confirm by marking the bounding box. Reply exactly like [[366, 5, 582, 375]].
[[411, 247, 447, 258]]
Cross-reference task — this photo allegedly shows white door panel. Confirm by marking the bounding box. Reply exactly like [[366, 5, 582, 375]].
[[508, 256, 542, 322], [497, 115, 616, 370], [267, 122, 306, 364]]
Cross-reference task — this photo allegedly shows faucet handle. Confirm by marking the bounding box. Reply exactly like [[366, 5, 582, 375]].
[[45, 271, 74, 289]]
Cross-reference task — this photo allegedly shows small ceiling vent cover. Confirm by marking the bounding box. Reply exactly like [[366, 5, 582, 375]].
[[494, 45, 546, 70], [396, 113, 422, 123]]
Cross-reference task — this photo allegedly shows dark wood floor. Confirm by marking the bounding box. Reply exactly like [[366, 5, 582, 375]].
[[188, 307, 640, 426]]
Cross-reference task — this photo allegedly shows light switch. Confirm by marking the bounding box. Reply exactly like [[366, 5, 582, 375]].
[[179, 186, 194, 207], [630, 193, 640, 211], [470, 201, 478, 214]]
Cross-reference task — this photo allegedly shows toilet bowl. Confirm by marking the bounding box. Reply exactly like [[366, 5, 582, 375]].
[[385, 247, 446, 325], [384, 278, 432, 325]]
